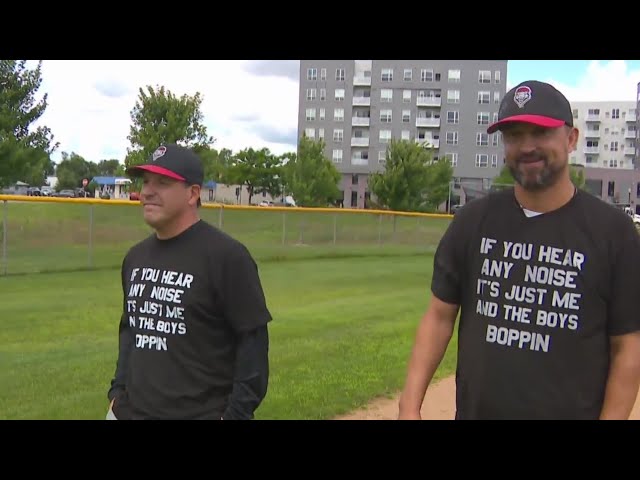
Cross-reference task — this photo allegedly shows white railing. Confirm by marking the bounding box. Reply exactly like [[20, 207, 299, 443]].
[[352, 97, 371, 106], [416, 118, 440, 128], [417, 96, 441, 107], [353, 76, 372, 86], [351, 137, 370, 147], [352, 117, 370, 127], [417, 139, 440, 148]]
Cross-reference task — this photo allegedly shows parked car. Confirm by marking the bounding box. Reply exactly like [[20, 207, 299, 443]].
[[623, 206, 640, 225], [54, 189, 76, 198]]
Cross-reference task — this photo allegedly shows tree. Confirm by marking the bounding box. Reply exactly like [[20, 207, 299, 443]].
[[96, 159, 125, 176], [491, 163, 587, 190], [0, 60, 59, 187], [55, 152, 99, 191], [226, 148, 263, 205], [225, 148, 284, 205], [197, 146, 233, 184], [282, 136, 341, 207], [124, 85, 215, 175], [278, 152, 296, 197], [255, 153, 285, 201], [570, 165, 586, 190], [368, 139, 453, 213], [421, 156, 455, 211]]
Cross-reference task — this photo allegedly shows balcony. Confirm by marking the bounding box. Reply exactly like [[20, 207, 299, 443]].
[[352, 117, 370, 127], [416, 117, 440, 128], [586, 114, 601, 122], [417, 138, 440, 149], [624, 146, 636, 155], [584, 130, 600, 138], [353, 75, 372, 87], [625, 131, 636, 139], [417, 96, 442, 107], [351, 158, 369, 166], [352, 97, 371, 106], [626, 112, 637, 122], [351, 137, 370, 147], [583, 147, 600, 154]]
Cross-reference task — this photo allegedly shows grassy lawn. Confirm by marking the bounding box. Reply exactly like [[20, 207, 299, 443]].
[[0, 199, 456, 419], [0, 253, 458, 420], [0, 201, 450, 275]]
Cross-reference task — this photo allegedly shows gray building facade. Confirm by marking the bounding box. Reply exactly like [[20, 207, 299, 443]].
[[584, 166, 640, 214], [637, 82, 640, 166], [569, 101, 637, 170], [298, 60, 509, 208]]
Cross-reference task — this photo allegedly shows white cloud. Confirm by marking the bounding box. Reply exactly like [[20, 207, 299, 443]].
[[27, 60, 301, 163], [510, 60, 640, 102], [29, 60, 637, 165]]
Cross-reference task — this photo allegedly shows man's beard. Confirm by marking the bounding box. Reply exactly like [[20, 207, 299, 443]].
[[508, 153, 565, 192]]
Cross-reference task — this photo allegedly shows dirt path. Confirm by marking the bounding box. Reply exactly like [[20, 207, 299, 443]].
[[335, 375, 640, 420]]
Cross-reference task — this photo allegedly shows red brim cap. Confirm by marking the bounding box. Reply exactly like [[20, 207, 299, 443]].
[[126, 165, 186, 181], [486, 114, 566, 134]]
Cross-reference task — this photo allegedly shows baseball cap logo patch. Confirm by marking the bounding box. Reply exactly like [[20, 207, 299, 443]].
[[152, 146, 167, 162], [513, 86, 532, 108]]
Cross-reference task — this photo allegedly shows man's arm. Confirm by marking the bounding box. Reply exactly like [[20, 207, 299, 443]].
[[222, 325, 269, 420], [107, 312, 134, 402], [398, 296, 459, 419], [600, 332, 640, 420], [107, 258, 134, 404], [398, 206, 467, 420], [601, 216, 640, 419], [221, 243, 273, 419]]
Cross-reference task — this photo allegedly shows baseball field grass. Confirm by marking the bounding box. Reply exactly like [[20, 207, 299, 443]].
[[0, 200, 450, 275], [0, 198, 456, 419], [0, 252, 458, 420]]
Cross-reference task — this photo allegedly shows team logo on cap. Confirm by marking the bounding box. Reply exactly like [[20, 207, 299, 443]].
[[152, 146, 167, 162], [513, 86, 532, 108]]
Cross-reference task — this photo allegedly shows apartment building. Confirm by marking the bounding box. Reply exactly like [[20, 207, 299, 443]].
[[637, 81, 640, 161], [583, 167, 640, 213], [297, 60, 508, 208], [569, 101, 637, 169]]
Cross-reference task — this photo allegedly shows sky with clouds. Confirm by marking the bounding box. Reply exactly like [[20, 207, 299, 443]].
[[26, 60, 640, 164]]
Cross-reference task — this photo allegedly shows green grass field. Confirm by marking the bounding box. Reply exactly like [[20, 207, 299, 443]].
[[0, 200, 451, 275], [0, 199, 457, 419], [0, 252, 458, 420]]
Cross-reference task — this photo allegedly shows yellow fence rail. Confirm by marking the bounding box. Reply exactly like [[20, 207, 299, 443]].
[[0, 194, 453, 218], [0, 194, 453, 276]]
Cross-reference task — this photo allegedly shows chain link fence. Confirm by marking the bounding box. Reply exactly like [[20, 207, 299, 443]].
[[0, 195, 453, 276]]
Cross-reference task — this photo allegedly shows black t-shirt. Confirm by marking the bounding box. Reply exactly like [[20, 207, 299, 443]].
[[110, 220, 272, 419], [431, 188, 640, 420]]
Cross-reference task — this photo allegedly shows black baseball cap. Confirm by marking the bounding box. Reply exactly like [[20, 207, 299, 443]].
[[126, 143, 204, 186], [487, 80, 574, 134]]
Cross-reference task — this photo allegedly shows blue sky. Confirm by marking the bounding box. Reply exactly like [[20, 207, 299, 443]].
[[507, 60, 640, 87], [26, 60, 640, 164]]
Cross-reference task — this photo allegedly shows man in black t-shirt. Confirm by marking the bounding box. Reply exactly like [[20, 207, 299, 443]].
[[106, 144, 272, 420], [398, 80, 640, 420]]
